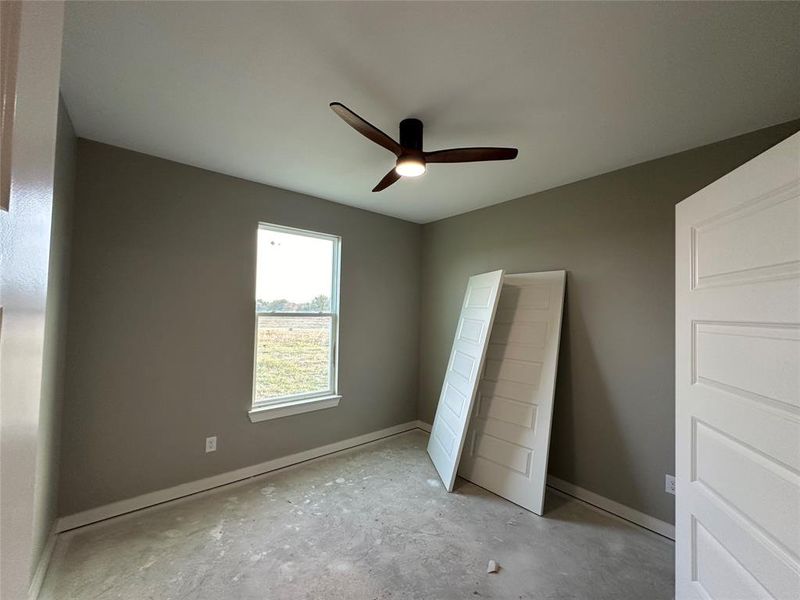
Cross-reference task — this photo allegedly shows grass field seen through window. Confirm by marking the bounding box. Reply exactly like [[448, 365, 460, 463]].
[[254, 315, 331, 402]]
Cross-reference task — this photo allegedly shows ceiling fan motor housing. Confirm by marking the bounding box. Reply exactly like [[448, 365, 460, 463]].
[[399, 118, 424, 161]]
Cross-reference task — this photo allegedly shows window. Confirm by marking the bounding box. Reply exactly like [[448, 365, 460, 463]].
[[250, 223, 340, 421]]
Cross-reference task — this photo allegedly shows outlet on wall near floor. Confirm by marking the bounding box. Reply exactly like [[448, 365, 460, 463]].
[[205, 436, 217, 453], [665, 474, 676, 495]]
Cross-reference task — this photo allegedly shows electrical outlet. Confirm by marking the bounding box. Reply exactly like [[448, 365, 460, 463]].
[[205, 436, 217, 453], [665, 474, 676, 495]]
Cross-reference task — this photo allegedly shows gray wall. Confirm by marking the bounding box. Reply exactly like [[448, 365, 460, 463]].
[[418, 120, 800, 524], [59, 119, 798, 525], [59, 140, 421, 515], [32, 96, 76, 571]]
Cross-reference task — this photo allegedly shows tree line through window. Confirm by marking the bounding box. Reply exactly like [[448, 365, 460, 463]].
[[256, 295, 330, 313]]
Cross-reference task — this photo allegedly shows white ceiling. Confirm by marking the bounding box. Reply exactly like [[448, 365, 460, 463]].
[[61, 1, 800, 223]]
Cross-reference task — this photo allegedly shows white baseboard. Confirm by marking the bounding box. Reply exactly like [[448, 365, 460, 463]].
[[547, 475, 675, 540], [28, 525, 57, 600], [57, 420, 423, 533], [55, 420, 673, 545]]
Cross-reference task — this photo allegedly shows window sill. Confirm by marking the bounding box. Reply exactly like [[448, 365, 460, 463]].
[[248, 395, 341, 423]]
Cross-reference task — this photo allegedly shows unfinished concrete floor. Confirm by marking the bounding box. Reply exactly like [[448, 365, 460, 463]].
[[42, 430, 674, 599]]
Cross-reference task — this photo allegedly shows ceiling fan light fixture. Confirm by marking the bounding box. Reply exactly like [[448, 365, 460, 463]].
[[395, 158, 426, 177]]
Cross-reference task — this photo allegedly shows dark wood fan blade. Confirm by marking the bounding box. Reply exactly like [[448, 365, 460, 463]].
[[330, 102, 402, 156], [424, 147, 518, 163], [372, 168, 401, 192]]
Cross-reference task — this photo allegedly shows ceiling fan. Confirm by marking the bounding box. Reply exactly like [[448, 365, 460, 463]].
[[330, 102, 518, 192]]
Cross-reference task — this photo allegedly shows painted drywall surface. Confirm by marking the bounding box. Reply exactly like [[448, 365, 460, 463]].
[[59, 141, 421, 515], [0, 2, 64, 597], [31, 96, 76, 570], [418, 120, 800, 524]]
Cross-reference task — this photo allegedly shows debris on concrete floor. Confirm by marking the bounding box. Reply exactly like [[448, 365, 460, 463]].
[[487, 559, 500, 574], [39, 432, 675, 600]]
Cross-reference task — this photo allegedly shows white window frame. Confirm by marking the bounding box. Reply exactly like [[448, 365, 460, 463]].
[[249, 222, 341, 423]]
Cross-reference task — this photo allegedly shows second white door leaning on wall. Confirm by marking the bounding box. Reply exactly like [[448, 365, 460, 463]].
[[458, 271, 566, 515], [428, 270, 505, 492]]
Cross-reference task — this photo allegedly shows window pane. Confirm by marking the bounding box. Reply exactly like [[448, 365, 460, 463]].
[[255, 315, 331, 402], [256, 227, 333, 313]]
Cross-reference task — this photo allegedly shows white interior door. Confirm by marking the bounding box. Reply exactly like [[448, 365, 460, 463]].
[[675, 132, 800, 599], [428, 269, 505, 492], [458, 271, 566, 515]]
